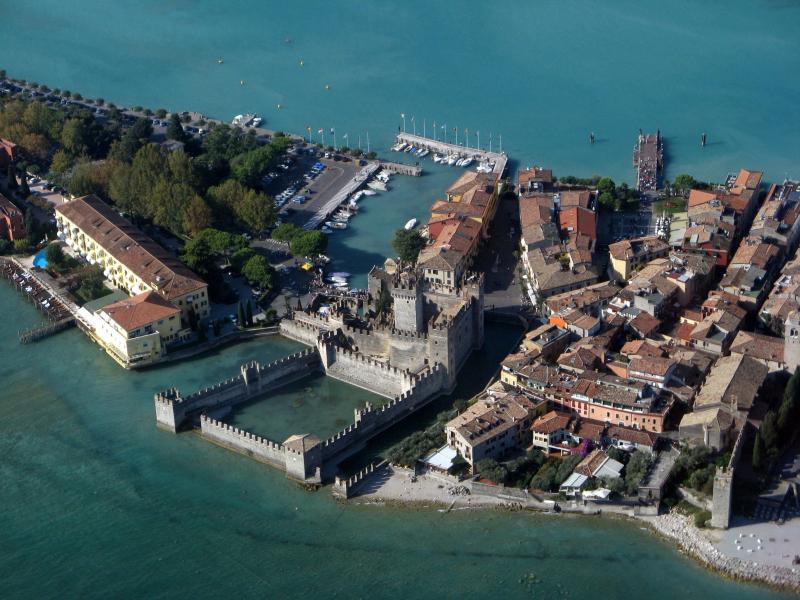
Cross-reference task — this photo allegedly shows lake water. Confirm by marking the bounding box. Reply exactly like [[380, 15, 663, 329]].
[[1, 2, 799, 597]]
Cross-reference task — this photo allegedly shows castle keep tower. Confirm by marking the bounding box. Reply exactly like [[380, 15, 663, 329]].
[[392, 278, 424, 333]]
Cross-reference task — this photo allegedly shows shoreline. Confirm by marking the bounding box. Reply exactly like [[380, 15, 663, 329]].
[[345, 467, 800, 594]]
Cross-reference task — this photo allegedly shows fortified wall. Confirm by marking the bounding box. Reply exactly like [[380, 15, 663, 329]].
[[154, 348, 321, 431], [711, 422, 750, 528]]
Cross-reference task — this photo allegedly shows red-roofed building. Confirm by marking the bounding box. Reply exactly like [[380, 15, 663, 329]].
[[0, 193, 24, 241], [0, 138, 17, 169]]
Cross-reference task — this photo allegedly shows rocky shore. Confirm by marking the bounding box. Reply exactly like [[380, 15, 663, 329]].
[[644, 513, 800, 593]]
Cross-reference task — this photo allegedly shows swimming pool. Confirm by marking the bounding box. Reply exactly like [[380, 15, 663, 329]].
[[32, 249, 48, 268]]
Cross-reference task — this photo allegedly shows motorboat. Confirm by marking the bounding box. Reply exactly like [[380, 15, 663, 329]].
[[447, 155, 459, 165], [331, 272, 351, 279], [419, 149, 430, 157], [321, 226, 333, 234], [361, 189, 377, 196], [455, 158, 465, 166], [368, 180, 387, 191], [326, 221, 347, 230], [461, 157, 473, 167], [433, 154, 443, 163], [404, 218, 417, 230]]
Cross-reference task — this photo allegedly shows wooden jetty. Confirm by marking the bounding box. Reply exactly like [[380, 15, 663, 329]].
[[19, 317, 76, 344], [1, 257, 76, 342], [394, 133, 508, 177], [633, 131, 664, 192]]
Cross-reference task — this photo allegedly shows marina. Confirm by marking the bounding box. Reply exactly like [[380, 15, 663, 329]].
[[302, 162, 380, 230], [393, 132, 508, 177]]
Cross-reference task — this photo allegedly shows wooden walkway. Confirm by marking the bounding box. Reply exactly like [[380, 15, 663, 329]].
[[1, 257, 76, 343], [633, 131, 663, 192]]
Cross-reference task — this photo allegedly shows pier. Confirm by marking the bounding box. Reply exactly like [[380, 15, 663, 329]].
[[633, 130, 663, 192], [394, 132, 508, 177], [303, 162, 380, 230], [1, 257, 76, 342], [379, 161, 422, 176]]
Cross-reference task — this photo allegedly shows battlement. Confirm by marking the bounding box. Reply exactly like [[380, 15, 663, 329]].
[[343, 323, 372, 337], [332, 461, 386, 499], [200, 415, 285, 452], [429, 299, 472, 331], [326, 343, 410, 378], [182, 376, 243, 403], [154, 387, 181, 405], [388, 327, 428, 340]]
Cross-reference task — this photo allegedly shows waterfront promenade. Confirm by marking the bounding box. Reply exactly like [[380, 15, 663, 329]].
[[395, 133, 508, 176]]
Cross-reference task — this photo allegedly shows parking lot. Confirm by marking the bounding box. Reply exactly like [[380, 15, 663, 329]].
[[264, 149, 362, 228]]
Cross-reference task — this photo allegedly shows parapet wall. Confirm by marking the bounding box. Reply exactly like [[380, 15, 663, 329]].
[[154, 348, 321, 430], [200, 415, 286, 469], [321, 363, 446, 461], [323, 343, 414, 398], [333, 461, 387, 499], [280, 318, 327, 346]]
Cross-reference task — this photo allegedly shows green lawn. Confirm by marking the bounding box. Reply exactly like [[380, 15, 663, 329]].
[[653, 196, 687, 215]]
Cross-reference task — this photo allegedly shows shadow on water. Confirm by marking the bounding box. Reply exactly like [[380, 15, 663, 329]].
[[337, 322, 524, 474]]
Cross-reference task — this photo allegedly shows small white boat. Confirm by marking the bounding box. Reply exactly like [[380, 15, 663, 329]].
[[351, 191, 364, 201], [392, 142, 406, 152], [321, 226, 333, 234], [362, 189, 377, 196], [326, 221, 347, 230], [368, 181, 387, 191], [405, 145, 413, 153], [447, 155, 459, 165], [433, 154, 443, 163], [455, 158, 465, 166], [419, 149, 430, 157], [250, 116, 263, 127], [331, 271, 351, 278], [461, 157, 473, 167], [376, 171, 391, 182], [404, 218, 417, 230]]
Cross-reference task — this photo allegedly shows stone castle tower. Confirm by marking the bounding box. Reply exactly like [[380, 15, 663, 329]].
[[392, 279, 424, 333], [784, 310, 800, 372]]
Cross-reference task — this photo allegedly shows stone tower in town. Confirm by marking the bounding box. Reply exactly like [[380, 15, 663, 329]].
[[784, 310, 800, 373], [392, 278, 424, 333]]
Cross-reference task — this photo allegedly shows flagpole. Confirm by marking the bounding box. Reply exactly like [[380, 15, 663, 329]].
[[366, 131, 370, 154], [401, 113, 406, 133]]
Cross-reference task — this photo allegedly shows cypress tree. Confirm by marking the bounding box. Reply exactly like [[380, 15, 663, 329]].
[[237, 301, 246, 327], [245, 299, 253, 327], [6, 164, 17, 190], [19, 176, 30, 197], [752, 431, 765, 472]]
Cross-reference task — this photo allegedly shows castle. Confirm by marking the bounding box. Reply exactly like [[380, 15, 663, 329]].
[[282, 262, 485, 394], [154, 263, 486, 483]]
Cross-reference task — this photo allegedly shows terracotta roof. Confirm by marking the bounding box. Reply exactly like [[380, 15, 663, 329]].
[[620, 339, 664, 359], [56, 195, 207, 301], [607, 425, 659, 447], [694, 354, 767, 412], [100, 290, 180, 332], [559, 190, 593, 209], [628, 312, 661, 337], [730, 330, 784, 364], [688, 189, 719, 208], [608, 236, 669, 261], [732, 169, 763, 193], [629, 356, 676, 378], [531, 410, 572, 434]]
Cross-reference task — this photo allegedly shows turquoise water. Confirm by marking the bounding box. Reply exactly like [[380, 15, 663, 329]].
[[1, 2, 799, 597], [0, 284, 792, 599]]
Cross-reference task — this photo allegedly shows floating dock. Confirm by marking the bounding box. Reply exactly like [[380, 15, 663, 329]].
[[633, 131, 663, 192], [394, 132, 508, 177]]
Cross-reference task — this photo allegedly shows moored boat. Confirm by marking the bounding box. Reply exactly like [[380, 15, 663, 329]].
[[404, 218, 417, 230]]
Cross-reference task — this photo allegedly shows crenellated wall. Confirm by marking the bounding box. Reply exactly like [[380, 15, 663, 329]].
[[321, 363, 446, 463], [321, 343, 416, 398], [280, 318, 332, 346], [332, 461, 387, 499], [200, 415, 287, 468], [154, 348, 321, 431]]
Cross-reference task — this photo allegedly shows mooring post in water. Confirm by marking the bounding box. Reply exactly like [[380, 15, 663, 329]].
[[701, 132, 706, 147]]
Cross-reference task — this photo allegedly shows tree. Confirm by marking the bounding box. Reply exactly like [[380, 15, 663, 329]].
[[235, 189, 275, 234], [6, 164, 17, 190], [19, 176, 30, 198], [272, 223, 301, 242], [166, 113, 187, 142], [231, 247, 256, 271], [182, 195, 214, 236], [597, 177, 616, 196], [241, 254, 276, 291], [475, 459, 507, 485], [598, 191, 615, 209], [290, 230, 327, 258], [44, 242, 65, 266], [61, 117, 89, 156], [237, 301, 246, 327], [673, 174, 696, 196], [49, 149, 73, 175], [752, 431, 765, 472], [392, 229, 426, 263], [375, 286, 392, 316], [156, 109, 168, 119], [245, 299, 253, 326]]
